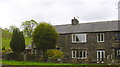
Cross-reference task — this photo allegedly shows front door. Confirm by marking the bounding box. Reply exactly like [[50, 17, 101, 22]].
[[97, 50, 105, 63]]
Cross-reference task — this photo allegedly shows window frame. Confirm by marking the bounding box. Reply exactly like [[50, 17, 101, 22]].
[[72, 34, 87, 43], [97, 50, 105, 63], [72, 50, 76, 58], [72, 50, 87, 59], [97, 33, 105, 42], [115, 48, 120, 57]]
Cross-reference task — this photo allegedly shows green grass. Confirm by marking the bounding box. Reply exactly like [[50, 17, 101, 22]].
[[2, 60, 74, 65], [2, 60, 120, 67], [2, 38, 11, 49], [2, 60, 119, 67]]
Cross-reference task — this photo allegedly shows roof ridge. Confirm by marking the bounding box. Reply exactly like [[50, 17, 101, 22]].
[[55, 20, 118, 26]]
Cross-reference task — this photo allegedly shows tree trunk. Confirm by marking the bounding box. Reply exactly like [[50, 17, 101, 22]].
[[42, 50, 48, 62]]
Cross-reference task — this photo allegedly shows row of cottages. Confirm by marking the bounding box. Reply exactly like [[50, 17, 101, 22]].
[[54, 18, 120, 64], [27, 18, 120, 64]]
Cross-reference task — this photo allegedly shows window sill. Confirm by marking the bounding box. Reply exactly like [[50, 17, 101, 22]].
[[97, 41, 104, 43], [71, 58, 87, 59], [72, 42, 87, 44]]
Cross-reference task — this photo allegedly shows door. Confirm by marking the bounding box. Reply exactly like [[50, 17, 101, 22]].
[[97, 50, 105, 63]]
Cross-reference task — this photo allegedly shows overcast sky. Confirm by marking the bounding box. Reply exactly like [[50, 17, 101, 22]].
[[0, 0, 119, 29]]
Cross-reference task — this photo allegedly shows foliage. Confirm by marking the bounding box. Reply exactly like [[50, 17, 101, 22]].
[[25, 37, 32, 45], [21, 19, 38, 37], [10, 28, 25, 53], [46, 49, 64, 59], [2, 34, 31, 49], [9, 25, 17, 32], [32, 23, 59, 54], [32, 23, 59, 62], [3, 28, 9, 32], [2, 29, 12, 49], [2, 29, 12, 39], [4, 53, 24, 61]]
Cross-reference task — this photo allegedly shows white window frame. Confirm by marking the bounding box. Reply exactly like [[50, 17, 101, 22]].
[[72, 50, 87, 59], [97, 50, 105, 63], [116, 49, 120, 56], [79, 50, 87, 59], [72, 34, 87, 43], [72, 50, 76, 58], [97, 33, 105, 42]]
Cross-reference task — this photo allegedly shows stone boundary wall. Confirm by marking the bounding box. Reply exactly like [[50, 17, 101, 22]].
[[1, 65, 120, 67]]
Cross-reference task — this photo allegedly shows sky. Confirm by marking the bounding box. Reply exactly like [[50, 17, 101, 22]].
[[0, 0, 119, 29]]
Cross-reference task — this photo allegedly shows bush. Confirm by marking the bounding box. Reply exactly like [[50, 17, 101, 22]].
[[4, 53, 24, 61], [47, 49, 64, 59], [46, 49, 64, 62]]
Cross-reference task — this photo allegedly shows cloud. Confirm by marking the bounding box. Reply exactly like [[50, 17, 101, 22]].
[[0, 0, 119, 28]]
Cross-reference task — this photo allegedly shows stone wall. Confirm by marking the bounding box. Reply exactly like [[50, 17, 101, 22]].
[[58, 31, 120, 64]]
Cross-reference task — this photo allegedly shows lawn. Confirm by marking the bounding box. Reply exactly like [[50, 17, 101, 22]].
[[2, 38, 11, 49], [2, 60, 119, 67], [2, 60, 74, 65]]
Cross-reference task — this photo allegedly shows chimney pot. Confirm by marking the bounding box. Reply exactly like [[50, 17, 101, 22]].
[[71, 17, 79, 25]]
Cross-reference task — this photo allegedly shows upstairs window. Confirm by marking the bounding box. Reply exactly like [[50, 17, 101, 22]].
[[72, 34, 87, 43], [97, 33, 104, 42]]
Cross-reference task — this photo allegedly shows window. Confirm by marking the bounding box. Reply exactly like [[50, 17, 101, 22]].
[[114, 33, 120, 41], [115, 48, 120, 57], [72, 34, 87, 43], [72, 51, 76, 58], [72, 50, 87, 59], [117, 49, 120, 56], [97, 50, 105, 63], [97, 33, 104, 42]]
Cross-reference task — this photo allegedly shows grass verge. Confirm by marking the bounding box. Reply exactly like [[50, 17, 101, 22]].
[[2, 60, 119, 67]]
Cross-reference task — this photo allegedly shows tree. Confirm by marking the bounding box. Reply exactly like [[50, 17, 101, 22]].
[[9, 25, 16, 32], [3, 28, 9, 32], [21, 19, 38, 37], [10, 28, 25, 53], [32, 23, 59, 61]]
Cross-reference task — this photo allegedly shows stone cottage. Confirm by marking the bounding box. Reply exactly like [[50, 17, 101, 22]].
[[29, 18, 120, 64], [54, 18, 120, 64]]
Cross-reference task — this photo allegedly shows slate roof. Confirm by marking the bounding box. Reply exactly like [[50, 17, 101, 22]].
[[55, 20, 120, 34]]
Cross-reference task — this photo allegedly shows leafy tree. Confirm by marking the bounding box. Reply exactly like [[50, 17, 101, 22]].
[[10, 28, 25, 53], [3, 28, 9, 32], [32, 23, 59, 61], [21, 19, 38, 37], [9, 25, 16, 32]]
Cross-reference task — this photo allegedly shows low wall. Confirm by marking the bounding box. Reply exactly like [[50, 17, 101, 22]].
[[1, 65, 120, 67]]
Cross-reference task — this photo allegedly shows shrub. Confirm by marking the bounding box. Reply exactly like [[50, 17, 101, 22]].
[[10, 28, 25, 53], [4, 53, 24, 61], [46, 49, 64, 62]]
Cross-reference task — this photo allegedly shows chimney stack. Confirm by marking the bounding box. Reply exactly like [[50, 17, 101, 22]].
[[71, 17, 79, 25]]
